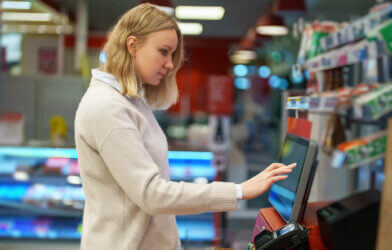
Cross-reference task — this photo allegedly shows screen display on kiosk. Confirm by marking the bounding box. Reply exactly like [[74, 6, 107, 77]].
[[268, 133, 317, 222]]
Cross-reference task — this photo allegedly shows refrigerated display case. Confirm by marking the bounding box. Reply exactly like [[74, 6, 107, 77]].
[[0, 146, 220, 243]]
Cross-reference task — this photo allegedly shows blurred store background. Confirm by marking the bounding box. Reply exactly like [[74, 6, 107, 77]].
[[0, 0, 391, 249]]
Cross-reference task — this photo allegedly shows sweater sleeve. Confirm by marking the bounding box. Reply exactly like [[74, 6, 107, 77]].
[[99, 127, 237, 215]]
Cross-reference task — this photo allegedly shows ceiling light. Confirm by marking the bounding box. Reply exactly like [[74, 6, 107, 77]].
[[257, 25, 289, 36], [156, 6, 174, 16], [256, 14, 288, 36], [2, 12, 52, 22], [233, 50, 257, 61], [3, 24, 74, 34], [230, 55, 251, 64], [177, 22, 203, 35], [175, 6, 225, 20], [1, 1, 32, 10]]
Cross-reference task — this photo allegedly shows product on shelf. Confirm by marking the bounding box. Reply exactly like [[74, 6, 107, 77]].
[[297, 22, 338, 65], [321, 114, 346, 155], [332, 130, 387, 168], [43, 157, 70, 174], [320, 3, 392, 52], [298, 4, 392, 73], [353, 83, 392, 119]]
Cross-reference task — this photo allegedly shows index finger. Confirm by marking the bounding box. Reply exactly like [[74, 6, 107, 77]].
[[287, 163, 297, 169]]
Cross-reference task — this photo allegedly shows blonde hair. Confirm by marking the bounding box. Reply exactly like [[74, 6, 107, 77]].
[[102, 3, 183, 109]]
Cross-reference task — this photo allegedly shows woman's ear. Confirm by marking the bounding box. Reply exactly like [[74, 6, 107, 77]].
[[126, 36, 137, 56]]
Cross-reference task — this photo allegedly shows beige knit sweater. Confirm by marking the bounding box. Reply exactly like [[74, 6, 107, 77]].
[[74, 74, 237, 250]]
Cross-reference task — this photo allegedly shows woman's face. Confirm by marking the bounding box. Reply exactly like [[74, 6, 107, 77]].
[[134, 28, 178, 85]]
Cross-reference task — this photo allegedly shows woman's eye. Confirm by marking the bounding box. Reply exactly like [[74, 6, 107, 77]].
[[159, 49, 168, 56]]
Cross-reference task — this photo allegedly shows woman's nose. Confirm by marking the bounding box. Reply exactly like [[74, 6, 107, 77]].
[[165, 57, 174, 70]]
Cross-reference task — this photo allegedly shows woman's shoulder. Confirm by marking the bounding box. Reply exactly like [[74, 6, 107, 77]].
[[82, 79, 131, 110], [76, 79, 148, 129]]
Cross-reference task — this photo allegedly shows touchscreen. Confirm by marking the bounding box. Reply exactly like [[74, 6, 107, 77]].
[[268, 134, 309, 221]]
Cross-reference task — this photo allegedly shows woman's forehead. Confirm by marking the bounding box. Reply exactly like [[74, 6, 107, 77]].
[[147, 29, 178, 48]]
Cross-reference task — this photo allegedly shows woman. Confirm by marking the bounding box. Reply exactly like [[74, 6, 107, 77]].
[[74, 3, 295, 250]]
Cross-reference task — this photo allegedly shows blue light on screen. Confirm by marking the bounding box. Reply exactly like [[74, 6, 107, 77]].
[[270, 183, 295, 201], [269, 189, 293, 221]]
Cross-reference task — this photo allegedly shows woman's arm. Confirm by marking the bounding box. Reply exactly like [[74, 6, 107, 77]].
[[100, 127, 237, 215], [99, 127, 295, 215]]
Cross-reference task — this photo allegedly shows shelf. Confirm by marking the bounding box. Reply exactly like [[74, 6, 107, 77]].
[[0, 174, 81, 186], [0, 200, 83, 218], [286, 95, 340, 114], [0, 214, 217, 242], [303, 39, 382, 72], [286, 107, 335, 113], [286, 84, 392, 120]]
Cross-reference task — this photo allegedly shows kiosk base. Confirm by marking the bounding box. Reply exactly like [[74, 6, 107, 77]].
[[252, 202, 330, 250]]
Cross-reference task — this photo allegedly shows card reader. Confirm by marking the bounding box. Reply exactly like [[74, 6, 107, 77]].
[[254, 222, 310, 250]]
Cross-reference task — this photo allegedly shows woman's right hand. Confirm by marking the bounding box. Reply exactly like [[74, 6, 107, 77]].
[[240, 163, 296, 200]]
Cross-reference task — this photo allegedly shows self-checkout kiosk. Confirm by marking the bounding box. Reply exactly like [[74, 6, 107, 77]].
[[251, 117, 325, 250]]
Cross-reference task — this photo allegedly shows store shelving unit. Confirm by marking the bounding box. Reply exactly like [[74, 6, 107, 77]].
[[287, 4, 392, 203]]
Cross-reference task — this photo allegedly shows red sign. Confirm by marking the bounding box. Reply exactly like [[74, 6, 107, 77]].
[[286, 116, 312, 140], [38, 47, 57, 74], [206, 75, 233, 115]]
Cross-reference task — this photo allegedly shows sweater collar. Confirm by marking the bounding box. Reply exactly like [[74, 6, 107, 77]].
[[91, 68, 148, 105], [91, 69, 122, 92]]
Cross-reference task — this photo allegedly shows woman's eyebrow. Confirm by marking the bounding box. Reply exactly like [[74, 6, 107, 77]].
[[162, 45, 173, 51]]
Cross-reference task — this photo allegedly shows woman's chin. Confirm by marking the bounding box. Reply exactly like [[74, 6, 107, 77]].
[[144, 80, 160, 86]]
